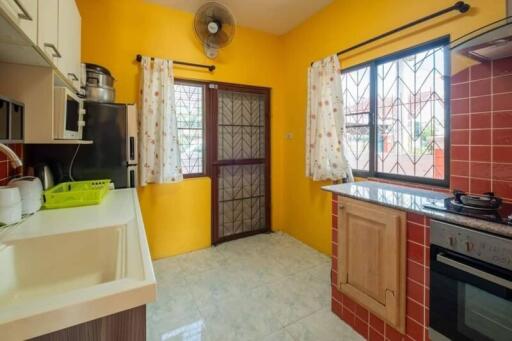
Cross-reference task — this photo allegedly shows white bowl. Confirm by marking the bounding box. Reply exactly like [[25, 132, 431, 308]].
[[0, 186, 21, 207], [21, 197, 42, 215], [0, 201, 22, 225], [8, 177, 43, 202]]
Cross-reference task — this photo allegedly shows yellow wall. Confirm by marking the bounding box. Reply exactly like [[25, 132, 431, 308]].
[[279, 0, 505, 255], [76, 0, 285, 259], [78, 0, 506, 259]]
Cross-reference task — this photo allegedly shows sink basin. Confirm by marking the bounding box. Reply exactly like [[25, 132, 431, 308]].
[[0, 189, 155, 341], [0, 225, 126, 306]]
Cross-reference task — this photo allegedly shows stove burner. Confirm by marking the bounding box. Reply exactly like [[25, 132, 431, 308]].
[[449, 199, 500, 211], [452, 190, 502, 209], [424, 193, 512, 226]]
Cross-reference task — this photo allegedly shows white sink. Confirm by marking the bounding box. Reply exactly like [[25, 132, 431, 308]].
[[0, 189, 156, 341], [0, 225, 127, 306]]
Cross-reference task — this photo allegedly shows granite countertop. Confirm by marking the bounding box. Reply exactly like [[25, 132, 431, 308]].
[[322, 181, 512, 239]]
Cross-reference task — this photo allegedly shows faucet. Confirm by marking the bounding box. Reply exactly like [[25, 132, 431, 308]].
[[0, 143, 22, 169]]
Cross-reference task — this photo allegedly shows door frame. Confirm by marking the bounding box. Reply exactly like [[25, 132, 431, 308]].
[[208, 82, 271, 245]]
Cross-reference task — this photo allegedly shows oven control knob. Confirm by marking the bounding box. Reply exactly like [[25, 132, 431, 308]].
[[465, 241, 474, 252], [448, 236, 456, 246]]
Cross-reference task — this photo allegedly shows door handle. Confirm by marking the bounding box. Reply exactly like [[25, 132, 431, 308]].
[[13, 0, 32, 20], [436, 253, 512, 289], [44, 43, 62, 58], [68, 73, 79, 81]]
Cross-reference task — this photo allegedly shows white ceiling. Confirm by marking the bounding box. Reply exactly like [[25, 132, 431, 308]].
[[147, 0, 333, 35]]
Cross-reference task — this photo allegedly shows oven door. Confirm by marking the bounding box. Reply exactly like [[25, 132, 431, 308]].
[[430, 245, 512, 341]]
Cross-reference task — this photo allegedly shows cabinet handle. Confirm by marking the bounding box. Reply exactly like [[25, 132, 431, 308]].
[[44, 43, 62, 58], [13, 0, 32, 20], [68, 73, 79, 81]]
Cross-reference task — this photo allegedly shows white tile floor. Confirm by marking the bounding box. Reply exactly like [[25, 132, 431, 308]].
[[148, 232, 363, 341]]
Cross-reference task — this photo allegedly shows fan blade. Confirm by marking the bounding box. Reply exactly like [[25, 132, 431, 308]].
[[212, 30, 230, 47]]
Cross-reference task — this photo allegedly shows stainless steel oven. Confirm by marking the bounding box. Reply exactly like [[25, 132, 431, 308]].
[[429, 220, 512, 341]]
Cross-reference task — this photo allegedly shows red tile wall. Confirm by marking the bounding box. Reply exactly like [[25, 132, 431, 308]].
[[331, 194, 431, 341], [0, 143, 24, 185], [451, 56, 512, 200]]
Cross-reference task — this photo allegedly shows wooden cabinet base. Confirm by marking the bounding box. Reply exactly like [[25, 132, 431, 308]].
[[337, 197, 406, 333], [29, 305, 146, 341]]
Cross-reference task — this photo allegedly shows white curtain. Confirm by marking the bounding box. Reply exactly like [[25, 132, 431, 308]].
[[138, 56, 183, 185], [305, 55, 353, 182]]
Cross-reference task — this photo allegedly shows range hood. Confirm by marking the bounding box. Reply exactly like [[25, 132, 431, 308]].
[[452, 1, 512, 61]]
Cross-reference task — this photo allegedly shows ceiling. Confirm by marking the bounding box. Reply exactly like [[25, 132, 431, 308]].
[[147, 0, 333, 35]]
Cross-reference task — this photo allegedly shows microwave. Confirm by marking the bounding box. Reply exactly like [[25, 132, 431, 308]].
[[54, 87, 85, 139]]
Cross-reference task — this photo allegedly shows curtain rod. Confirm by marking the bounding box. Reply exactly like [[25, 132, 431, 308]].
[[311, 1, 470, 66], [135, 54, 216, 72]]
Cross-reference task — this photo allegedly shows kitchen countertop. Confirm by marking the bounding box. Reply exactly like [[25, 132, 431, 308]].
[[323, 181, 512, 239], [0, 189, 156, 340]]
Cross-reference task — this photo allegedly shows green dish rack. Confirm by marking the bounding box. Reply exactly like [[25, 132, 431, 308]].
[[43, 179, 112, 209]]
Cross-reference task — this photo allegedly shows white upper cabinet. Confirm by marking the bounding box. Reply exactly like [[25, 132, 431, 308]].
[[57, 0, 81, 89], [0, 0, 82, 92], [37, 0, 59, 64], [0, 0, 38, 44]]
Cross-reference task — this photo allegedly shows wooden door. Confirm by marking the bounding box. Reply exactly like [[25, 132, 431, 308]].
[[210, 83, 270, 244], [337, 197, 406, 333]]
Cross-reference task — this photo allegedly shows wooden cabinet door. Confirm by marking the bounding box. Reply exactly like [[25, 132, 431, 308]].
[[38, 0, 59, 63], [337, 197, 406, 333]]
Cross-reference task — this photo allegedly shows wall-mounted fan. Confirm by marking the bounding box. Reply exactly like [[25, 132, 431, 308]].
[[194, 2, 235, 59]]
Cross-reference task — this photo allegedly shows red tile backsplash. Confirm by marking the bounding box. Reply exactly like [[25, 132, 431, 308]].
[[450, 161, 469, 177], [470, 162, 491, 179], [470, 112, 491, 129], [451, 98, 469, 114], [470, 95, 491, 112], [493, 93, 512, 111], [449, 57, 512, 201], [493, 110, 512, 127], [470, 78, 491, 96], [470, 129, 491, 145], [470, 146, 491, 162], [451, 114, 469, 129], [451, 82, 469, 99], [451, 145, 469, 160], [451, 130, 469, 144], [470, 62, 492, 80], [493, 74, 512, 93], [493, 129, 512, 145], [494, 146, 512, 163]]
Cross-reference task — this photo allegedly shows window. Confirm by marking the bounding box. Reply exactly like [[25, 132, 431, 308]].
[[341, 38, 449, 186], [174, 82, 205, 176]]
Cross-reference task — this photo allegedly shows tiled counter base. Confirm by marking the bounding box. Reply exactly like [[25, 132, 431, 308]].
[[331, 194, 430, 341]]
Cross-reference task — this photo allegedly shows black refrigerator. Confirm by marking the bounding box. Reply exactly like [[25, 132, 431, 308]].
[[73, 102, 138, 188]]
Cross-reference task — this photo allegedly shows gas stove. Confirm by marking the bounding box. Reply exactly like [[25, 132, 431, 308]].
[[424, 191, 512, 225]]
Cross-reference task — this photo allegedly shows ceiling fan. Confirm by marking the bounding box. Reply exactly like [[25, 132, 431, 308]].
[[194, 2, 235, 59]]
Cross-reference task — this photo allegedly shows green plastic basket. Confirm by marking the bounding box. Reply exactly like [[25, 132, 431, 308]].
[[43, 179, 111, 209]]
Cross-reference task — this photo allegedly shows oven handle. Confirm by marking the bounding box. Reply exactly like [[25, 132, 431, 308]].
[[437, 253, 512, 290]]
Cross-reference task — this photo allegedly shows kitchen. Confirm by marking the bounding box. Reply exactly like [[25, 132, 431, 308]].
[[0, 0, 511, 340]]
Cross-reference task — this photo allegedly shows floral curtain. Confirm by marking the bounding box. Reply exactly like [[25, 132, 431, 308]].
[[138, 56, 183, 185], [305, 55, 353, 182]]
